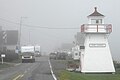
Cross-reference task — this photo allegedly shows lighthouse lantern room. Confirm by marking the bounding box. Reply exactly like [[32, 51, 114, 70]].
[[80, 7, 115, 73]]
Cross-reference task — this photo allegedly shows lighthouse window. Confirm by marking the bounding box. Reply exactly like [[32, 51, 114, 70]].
[[75, 53, 78, 56], [91, 19, 102, 24], [96, 20, 99, 23]]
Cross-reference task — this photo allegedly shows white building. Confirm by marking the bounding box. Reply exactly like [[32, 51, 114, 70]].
[[80, 7, 115, 73]]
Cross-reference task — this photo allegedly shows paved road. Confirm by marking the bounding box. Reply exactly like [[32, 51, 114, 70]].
[[0, 56, 54, 80]]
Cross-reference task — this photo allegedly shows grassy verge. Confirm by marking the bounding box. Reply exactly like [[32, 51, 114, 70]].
[[51, 59, 120, 80], [0, 63, 14, 69], [58, 70, 120, 80], [10, 58, 21, 63]]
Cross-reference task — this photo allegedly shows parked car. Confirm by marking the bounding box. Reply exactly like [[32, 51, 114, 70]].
[[56, 52, 67, 60], [49, 53, 57, 60]]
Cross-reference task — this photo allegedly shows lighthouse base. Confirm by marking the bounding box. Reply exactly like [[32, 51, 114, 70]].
[[81, 34, 115, 73]]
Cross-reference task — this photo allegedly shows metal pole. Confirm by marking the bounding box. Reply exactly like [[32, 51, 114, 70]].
[[19, 17, 28, 48], [19, 17, 22, 50], [97, 25, 98, 32], [29, 30, 30, 44], [1, 57, 3, 64]]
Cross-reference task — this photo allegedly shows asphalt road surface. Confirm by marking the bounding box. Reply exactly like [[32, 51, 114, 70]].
[[0, 56, 54, 80]]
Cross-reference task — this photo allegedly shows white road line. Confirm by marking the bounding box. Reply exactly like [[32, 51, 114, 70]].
[[20, 74, 24, 78], [13, 74, 24, 80], [15, 63, 21, 66], [13, 75, 21, 80], [48, 60, 57, 80]]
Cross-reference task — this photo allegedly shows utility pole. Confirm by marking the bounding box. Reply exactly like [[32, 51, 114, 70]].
[[19, 17, 22, 47], [29, 30, 30, 44], [19, 17, 28, 51]]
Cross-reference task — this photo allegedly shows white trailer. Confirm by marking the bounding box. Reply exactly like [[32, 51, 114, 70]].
[[21, 46, 35, 63], [34, 46, 41, 57]]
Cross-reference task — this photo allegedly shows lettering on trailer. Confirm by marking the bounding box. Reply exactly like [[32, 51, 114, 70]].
[[89, 43, 106, 48]]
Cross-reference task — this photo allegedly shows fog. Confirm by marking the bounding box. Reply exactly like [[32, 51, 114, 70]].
[[0, 0, 120, 61]]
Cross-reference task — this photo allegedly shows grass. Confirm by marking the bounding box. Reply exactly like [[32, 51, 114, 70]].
[[51, 59, 120, 80], [0, 63, 13, 69], [58, 70, 120, 80], [10, 58, 21, 63]]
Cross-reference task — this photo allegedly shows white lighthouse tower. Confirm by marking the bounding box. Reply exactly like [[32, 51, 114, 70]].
[[80, 7, 115, 73]]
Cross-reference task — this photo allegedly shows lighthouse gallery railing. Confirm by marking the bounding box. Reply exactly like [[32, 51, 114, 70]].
[[81, 24, 112, 33]]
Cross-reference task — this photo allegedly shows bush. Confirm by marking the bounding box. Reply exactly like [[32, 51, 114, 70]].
[[0, 50, 19, 62]]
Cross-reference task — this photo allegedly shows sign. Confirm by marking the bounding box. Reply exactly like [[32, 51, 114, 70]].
[[2, 31, 7, 39], [1, 54, 5, 64], [80, 46, 85, 49], [89, 43, 106, 47], [15, 50, 19, 53], [1, 54, 5, 57]]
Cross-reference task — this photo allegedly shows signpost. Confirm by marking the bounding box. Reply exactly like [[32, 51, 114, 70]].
[[1, 54, 5, 64], [15, 46, 19, 54]]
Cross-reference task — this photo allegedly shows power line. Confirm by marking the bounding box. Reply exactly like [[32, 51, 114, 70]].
[[0, 18, 80, 29], [24, 24, 79, 29]]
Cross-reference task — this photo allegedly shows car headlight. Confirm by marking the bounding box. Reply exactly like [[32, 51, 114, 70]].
[[22, 56, 24, 59], [30, 56, 32, 58]]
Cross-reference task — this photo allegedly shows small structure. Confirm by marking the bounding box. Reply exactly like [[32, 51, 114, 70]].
[[80, 7, 115, 73], [72, 45, 80, 60]]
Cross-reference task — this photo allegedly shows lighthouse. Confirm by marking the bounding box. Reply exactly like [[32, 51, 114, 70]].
[[80, 7, 115, 73]]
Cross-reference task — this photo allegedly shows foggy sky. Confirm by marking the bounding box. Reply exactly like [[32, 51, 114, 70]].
[[0, 0, 120, 61]]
